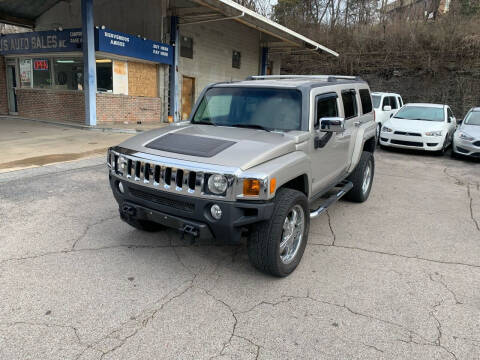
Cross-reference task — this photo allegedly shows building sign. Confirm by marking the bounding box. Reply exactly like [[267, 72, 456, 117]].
[[0, 27, 173, 65], [0, 29, 83, 55], [96, 28, 173, 65]]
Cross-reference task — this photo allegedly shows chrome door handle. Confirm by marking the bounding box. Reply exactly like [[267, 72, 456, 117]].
[[354, 121, 361, 127]]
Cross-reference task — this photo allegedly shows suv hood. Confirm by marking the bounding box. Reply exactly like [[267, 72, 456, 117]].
[[387, 118, 445, 133], [118, 124, 303, 171]]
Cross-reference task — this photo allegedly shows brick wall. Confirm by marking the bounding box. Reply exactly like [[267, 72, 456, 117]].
[[128, 62, 158, 97], [0, 57, 9, 115], [96, 92, 162, 123], [16, 88, 85, 123]]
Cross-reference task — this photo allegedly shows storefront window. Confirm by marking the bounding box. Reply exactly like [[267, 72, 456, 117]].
[[19, 58, 32, 88], [96, 59, 113, 92], [53, 58, 84, 90], [32, 58, 52, 88]]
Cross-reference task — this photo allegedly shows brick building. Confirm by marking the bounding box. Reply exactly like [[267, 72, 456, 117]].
[[0, 0, 337, 126]]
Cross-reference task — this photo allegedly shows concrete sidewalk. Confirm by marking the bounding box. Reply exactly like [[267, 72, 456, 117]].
[[0, 117, 145, 173]]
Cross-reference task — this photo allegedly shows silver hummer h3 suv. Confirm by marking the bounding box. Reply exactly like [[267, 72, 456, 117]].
[[108, 75, 377, 277]]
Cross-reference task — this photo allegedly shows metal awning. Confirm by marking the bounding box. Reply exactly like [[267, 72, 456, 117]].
[[188, 0, 338, 57], [0, 0, 63, 28]]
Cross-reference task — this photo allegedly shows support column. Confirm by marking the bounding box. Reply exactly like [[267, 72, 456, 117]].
[[82, 0, 97, 126], [260, 47, 269, 76], [169, 16, 180, 122]]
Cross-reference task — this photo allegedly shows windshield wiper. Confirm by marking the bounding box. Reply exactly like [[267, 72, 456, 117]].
[[230, 124, 271, 132]]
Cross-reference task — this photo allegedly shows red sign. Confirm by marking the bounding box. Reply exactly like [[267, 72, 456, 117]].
[[33, 59, 48, 71]]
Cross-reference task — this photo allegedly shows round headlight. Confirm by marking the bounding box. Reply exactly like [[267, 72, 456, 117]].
[[207, 174, 228, 195]]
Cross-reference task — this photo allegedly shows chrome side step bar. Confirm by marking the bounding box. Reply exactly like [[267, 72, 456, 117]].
[[310, 181, 353, 219]]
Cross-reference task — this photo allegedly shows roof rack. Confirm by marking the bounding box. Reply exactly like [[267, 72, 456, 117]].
[[246, 75, 363, 82]]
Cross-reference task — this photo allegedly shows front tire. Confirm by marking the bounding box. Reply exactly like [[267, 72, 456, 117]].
[[345, 151, 374, 203], [247, 188, 309, 277]]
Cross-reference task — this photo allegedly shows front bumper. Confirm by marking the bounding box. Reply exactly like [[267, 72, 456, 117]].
[[453, 138, 480, 158], [379, 133, 443, 151], [110, 174, 275, 243]]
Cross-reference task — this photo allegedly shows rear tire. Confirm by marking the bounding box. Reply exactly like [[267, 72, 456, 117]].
[[247, 188, 309, 277], [345, 151, 374, 203]]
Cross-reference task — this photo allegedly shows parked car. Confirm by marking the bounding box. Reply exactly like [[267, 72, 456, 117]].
[[453, 107, 480, 158], [107, 75, 377, 277], [379, 103, 457, 154], [371, 92, 404, 141]]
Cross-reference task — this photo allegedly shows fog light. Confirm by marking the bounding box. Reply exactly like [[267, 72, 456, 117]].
[[118, 182, 125, 194], [210, 204, 223, 220]]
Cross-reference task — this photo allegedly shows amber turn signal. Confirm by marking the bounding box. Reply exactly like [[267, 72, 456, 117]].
[[243, 179, 261, 196], [270, 178, 277, 194]]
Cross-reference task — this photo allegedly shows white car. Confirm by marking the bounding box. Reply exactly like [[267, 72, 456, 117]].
[[379, 103, 457, 154], [453, 107, 480, 159], [372, 92, 404, 141]]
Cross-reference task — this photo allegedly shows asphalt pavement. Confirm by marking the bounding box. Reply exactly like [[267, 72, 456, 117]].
[[0, 149, 479, 360]]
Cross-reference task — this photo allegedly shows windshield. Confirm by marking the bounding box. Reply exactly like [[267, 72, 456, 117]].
[[372, 95, 381, 109], [465, 111, 480, 126], [394, 106, 444, 122], [192, 87, 302, 131]]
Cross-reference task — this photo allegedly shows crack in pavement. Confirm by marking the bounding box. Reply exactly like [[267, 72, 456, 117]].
[[467, 184, 480, 232], [237, 293, 462, 359], [308, 242, 480, 270], [326, 210, 336, 246], [0, 321, 84, 345], [71, 214, 118, 250], [428, 272, 463, 305]]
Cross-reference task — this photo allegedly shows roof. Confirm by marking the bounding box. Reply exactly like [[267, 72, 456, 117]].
[[404, 103, 446, 108], [188, 0, 339, 56], [213, 76, 367, 90], [372, 92, 402, 97], [0, 0, 338, 57]]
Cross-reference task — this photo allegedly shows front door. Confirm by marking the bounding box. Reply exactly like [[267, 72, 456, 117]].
[[310, 90, 355, 195], [6, 65, 18, 114], [181, 76, 195, 121]]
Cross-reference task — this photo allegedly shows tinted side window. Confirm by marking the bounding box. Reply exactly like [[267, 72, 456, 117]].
[[447, 108, 453, 119], [315, 93, 338, 128], [382, 96, 390, 109], [342, 90, 358, 119], [389, 96, 398, 109], [359, 89, 373, 114]]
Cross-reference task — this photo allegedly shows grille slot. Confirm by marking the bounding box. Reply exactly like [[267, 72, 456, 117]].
[[391, 140, 423, 147], [394, 131, 421, 137], [129, 187, 195, 212]]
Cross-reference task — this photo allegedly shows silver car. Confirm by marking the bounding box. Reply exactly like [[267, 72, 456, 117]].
[[453, 107, 480, 159]]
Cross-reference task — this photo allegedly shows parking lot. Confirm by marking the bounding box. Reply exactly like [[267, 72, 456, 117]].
[[0, 148, 479, 360]]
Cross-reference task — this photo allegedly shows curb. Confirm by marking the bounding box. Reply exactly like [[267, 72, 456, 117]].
[[0, 115, 156, 134]]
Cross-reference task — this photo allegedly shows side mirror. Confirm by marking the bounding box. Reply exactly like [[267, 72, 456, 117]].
[[319, 117, 345, 133], [383, 105, 392, 111]]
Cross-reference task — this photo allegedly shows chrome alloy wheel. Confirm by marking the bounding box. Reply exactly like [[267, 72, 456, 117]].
[[362, 159, 373, 195], [279, 205, 305, 265]]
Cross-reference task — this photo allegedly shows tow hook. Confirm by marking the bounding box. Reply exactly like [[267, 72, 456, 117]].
[[180, 224, 199, 242], [121, 204, 136, 217]]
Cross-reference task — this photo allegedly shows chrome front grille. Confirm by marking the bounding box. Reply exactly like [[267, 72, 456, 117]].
[[116, 157, 203, 194]]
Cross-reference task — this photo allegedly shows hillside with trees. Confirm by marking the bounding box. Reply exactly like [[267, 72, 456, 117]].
[[235, 0, 480, 117]]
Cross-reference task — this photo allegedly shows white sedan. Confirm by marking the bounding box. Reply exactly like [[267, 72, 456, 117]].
[[379, 103, 457, 154]]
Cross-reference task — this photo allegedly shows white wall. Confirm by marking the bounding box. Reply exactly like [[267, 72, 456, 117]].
[[178, 20, 261, 101]]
